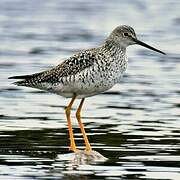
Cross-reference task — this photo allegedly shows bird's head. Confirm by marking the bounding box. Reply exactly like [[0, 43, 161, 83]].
[[109, 25, 165, 55]]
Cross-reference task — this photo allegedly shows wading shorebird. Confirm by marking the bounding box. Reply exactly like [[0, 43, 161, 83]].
[[9, 25, 165, 153]]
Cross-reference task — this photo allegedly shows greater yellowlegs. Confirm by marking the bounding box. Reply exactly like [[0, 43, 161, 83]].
[[9, 25, 165, 153]]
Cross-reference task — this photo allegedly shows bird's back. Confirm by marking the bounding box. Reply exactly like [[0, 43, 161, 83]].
[[9, 48, 98, 88]]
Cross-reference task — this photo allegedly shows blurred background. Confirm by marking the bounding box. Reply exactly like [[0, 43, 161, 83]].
[[0, 0, 180, 179]]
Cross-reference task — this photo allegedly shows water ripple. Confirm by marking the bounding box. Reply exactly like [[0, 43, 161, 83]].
[[0, 0, 180, 179]]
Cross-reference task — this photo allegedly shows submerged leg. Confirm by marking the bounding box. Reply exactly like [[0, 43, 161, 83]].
[[65, 95, 77, 152], [76, 98, 92, 152]]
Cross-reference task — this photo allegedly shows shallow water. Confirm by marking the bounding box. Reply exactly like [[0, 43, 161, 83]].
[[0, 0, 180, 179]]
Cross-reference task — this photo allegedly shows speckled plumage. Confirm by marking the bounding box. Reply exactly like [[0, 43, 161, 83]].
[[9, 25, 165, 153], [9, 25, 165, 98], [9, 27, 127, 98]]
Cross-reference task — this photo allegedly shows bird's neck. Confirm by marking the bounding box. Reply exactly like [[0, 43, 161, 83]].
[[102, 39, 126, 56]]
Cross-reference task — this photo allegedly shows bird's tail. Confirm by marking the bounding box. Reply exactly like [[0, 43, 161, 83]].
[[8, 71, 45, 87], [8, 75, 31, 80], [8, 74, 33, 86]]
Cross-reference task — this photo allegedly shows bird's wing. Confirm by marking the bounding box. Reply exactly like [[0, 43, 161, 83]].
[[9, 49, 97, 87]]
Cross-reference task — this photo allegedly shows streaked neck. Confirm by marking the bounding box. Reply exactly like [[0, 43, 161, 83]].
[[102, 38, 126, 55]]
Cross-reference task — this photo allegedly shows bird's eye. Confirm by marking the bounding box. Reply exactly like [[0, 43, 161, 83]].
[[123, 32, 129, 37]]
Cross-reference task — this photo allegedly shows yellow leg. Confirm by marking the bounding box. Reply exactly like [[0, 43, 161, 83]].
[[65, 95, 77, 152], [76, 98, 92, 152]]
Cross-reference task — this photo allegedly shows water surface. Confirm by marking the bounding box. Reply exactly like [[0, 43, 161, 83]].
[[0, 0, 180, 179]]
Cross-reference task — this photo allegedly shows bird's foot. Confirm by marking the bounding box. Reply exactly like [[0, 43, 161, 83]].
[[56, 149, 107, 166], [84, 146, 92, 153], [69, 145, 79, 153]]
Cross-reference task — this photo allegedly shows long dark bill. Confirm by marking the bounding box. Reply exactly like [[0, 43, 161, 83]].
[[134, 38, 166, 55]]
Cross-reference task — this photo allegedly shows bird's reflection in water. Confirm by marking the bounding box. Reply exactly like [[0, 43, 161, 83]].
[[55, 150, 107, 167]]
